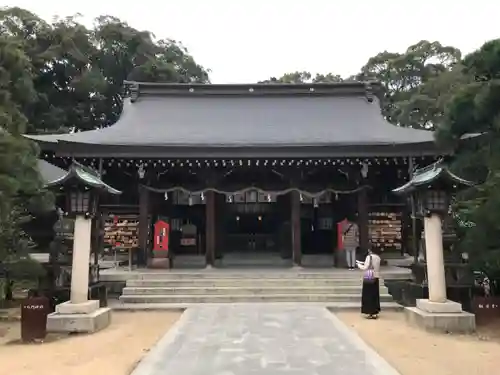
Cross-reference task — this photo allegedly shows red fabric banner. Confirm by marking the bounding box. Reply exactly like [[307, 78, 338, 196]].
[[153, 220, 170, 252]]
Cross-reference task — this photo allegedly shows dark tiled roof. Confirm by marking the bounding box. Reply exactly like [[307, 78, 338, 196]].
[[27, 81, 436, 154], [37, 159, 66, 184], [45, 161, 121, 194], [393, 160, 475, 194]]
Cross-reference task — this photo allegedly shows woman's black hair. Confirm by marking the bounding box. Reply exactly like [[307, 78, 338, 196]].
[[369, 247, 381, 255]]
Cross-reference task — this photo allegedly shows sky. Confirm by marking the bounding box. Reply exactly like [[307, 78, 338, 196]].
[[9, 0, 500, 83]]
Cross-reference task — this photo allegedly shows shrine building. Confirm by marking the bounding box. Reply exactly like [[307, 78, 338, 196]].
[[29, 81, 445, 268]]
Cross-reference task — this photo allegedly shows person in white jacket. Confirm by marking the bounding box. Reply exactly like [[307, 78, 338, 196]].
[[356, 248, 382, 319]]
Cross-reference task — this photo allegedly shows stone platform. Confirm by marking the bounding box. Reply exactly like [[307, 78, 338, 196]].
[[100, 265, 412, 283], [405, 299, 476, 334], [107, 267, 407, 307], [46, 300, 111, 333], [131, 304, 400, 375]]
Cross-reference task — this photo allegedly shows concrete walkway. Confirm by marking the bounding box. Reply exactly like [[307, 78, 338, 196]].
[[131, 305, 400, 375]]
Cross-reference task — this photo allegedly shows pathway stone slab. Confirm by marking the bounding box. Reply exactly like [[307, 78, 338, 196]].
[[131, 304, 400, 375]]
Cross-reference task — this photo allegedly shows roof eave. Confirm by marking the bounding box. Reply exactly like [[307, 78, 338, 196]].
[[37, 140, 448, 158], [46, 163, 121, 195], [392, 163, 475, 195]]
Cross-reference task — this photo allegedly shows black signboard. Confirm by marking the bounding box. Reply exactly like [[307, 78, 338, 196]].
[[21, 296, 50, 342]]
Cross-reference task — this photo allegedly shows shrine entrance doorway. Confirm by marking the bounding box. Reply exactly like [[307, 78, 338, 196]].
[[218, 192, 293, 267]]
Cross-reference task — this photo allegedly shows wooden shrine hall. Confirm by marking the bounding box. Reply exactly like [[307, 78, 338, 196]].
[[29, 81, 445, 268]]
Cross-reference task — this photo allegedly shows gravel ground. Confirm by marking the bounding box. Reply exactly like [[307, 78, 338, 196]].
[[337, 311, 500, 375], [0, 311, 181, 375]]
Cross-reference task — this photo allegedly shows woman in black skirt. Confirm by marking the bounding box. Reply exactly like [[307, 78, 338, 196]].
[[356, 248, 382, 319]]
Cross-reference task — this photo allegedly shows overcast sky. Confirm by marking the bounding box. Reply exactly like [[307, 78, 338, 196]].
[[10, 0, 500, 83]]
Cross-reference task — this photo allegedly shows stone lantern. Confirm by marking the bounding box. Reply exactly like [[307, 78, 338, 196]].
[[45, 162, 121, 333], [393, 161, 476, 333]]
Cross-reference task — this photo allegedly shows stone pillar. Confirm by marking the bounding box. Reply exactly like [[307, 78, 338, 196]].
[[47, 215, 111, 333], [291, 191, 301, 266], [404, 212, 476, 334], [70, 216, 92, 304], [424, 214, 447, 303]]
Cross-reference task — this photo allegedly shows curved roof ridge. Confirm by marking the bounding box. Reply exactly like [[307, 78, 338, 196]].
[[25, 84, 440, 156], [125, 80, 381, 101]]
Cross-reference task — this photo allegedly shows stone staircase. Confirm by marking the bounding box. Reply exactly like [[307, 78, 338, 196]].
[[115, 270, 401, 310]]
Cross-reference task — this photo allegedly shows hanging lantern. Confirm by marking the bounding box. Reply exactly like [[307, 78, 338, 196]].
[[360, 162, 369, 178], [137, 164, 145, 179]]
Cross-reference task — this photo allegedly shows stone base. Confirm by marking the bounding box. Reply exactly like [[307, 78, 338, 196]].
[[405, 302, 476, 334], [416, 299, 463, 313], [47, 307, 111, 333], [56, 300, 99, 315], [148, 257, 171, 269]]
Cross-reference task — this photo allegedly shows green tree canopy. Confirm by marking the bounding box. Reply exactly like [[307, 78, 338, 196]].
[[260, 41, 462, 132], [0, 7, 211, 134], [259, 71, 345, 84], [0, 32, 49, 262], [0, 6, 210, 265], [437, 39, 500, 276]]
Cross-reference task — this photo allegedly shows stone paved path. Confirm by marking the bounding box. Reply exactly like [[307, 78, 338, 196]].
[[131, 305, 400, 375]]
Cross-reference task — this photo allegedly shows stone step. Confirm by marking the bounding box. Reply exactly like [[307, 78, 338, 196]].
[[119, 293, 394, 304], [129, 271, 393, 281], [126, 278, 370, 287], [122, 285, 389, 296], [111, 301, 403, 311]]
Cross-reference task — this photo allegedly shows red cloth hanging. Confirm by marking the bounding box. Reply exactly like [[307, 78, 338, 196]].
[[153, 220, 170, 252], [337, 218, 348, 250]]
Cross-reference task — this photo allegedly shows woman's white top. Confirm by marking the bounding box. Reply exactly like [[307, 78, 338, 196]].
[[356, 254, 381, 279]]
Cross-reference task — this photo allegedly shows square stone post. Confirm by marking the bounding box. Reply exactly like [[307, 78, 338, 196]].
[[405, 212, 476, 333], [70, 216, 93, 304], [47, 215, 111, 333], [423, 214, 447, 303]]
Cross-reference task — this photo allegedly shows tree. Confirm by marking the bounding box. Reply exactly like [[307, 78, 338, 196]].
[[0, 7, 210, 288], [259, 71, 344, 84], [438, 39, 500, 279], [0, 34, 51, 270], [259, 42, 462, 132], [0, 7, 211, 134], [358, 40, 462, 129]]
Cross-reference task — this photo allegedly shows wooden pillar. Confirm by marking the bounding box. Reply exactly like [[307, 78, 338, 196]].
[[291, 191, 302, 266], [138, 185, 149, 266], [93, 158, 104, 266], [205, 191, 216, 266], [357, 187, 369, 252], [408, 157, 419, 262]]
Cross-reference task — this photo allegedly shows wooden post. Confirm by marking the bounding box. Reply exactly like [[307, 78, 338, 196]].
[[138, 185, 149, 267], [357, 187, 369, 253], [408, 157, 419, 262], [291, 191, 302, 266], [93, 158, 104, 267], [205, 191, 216, 266]]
